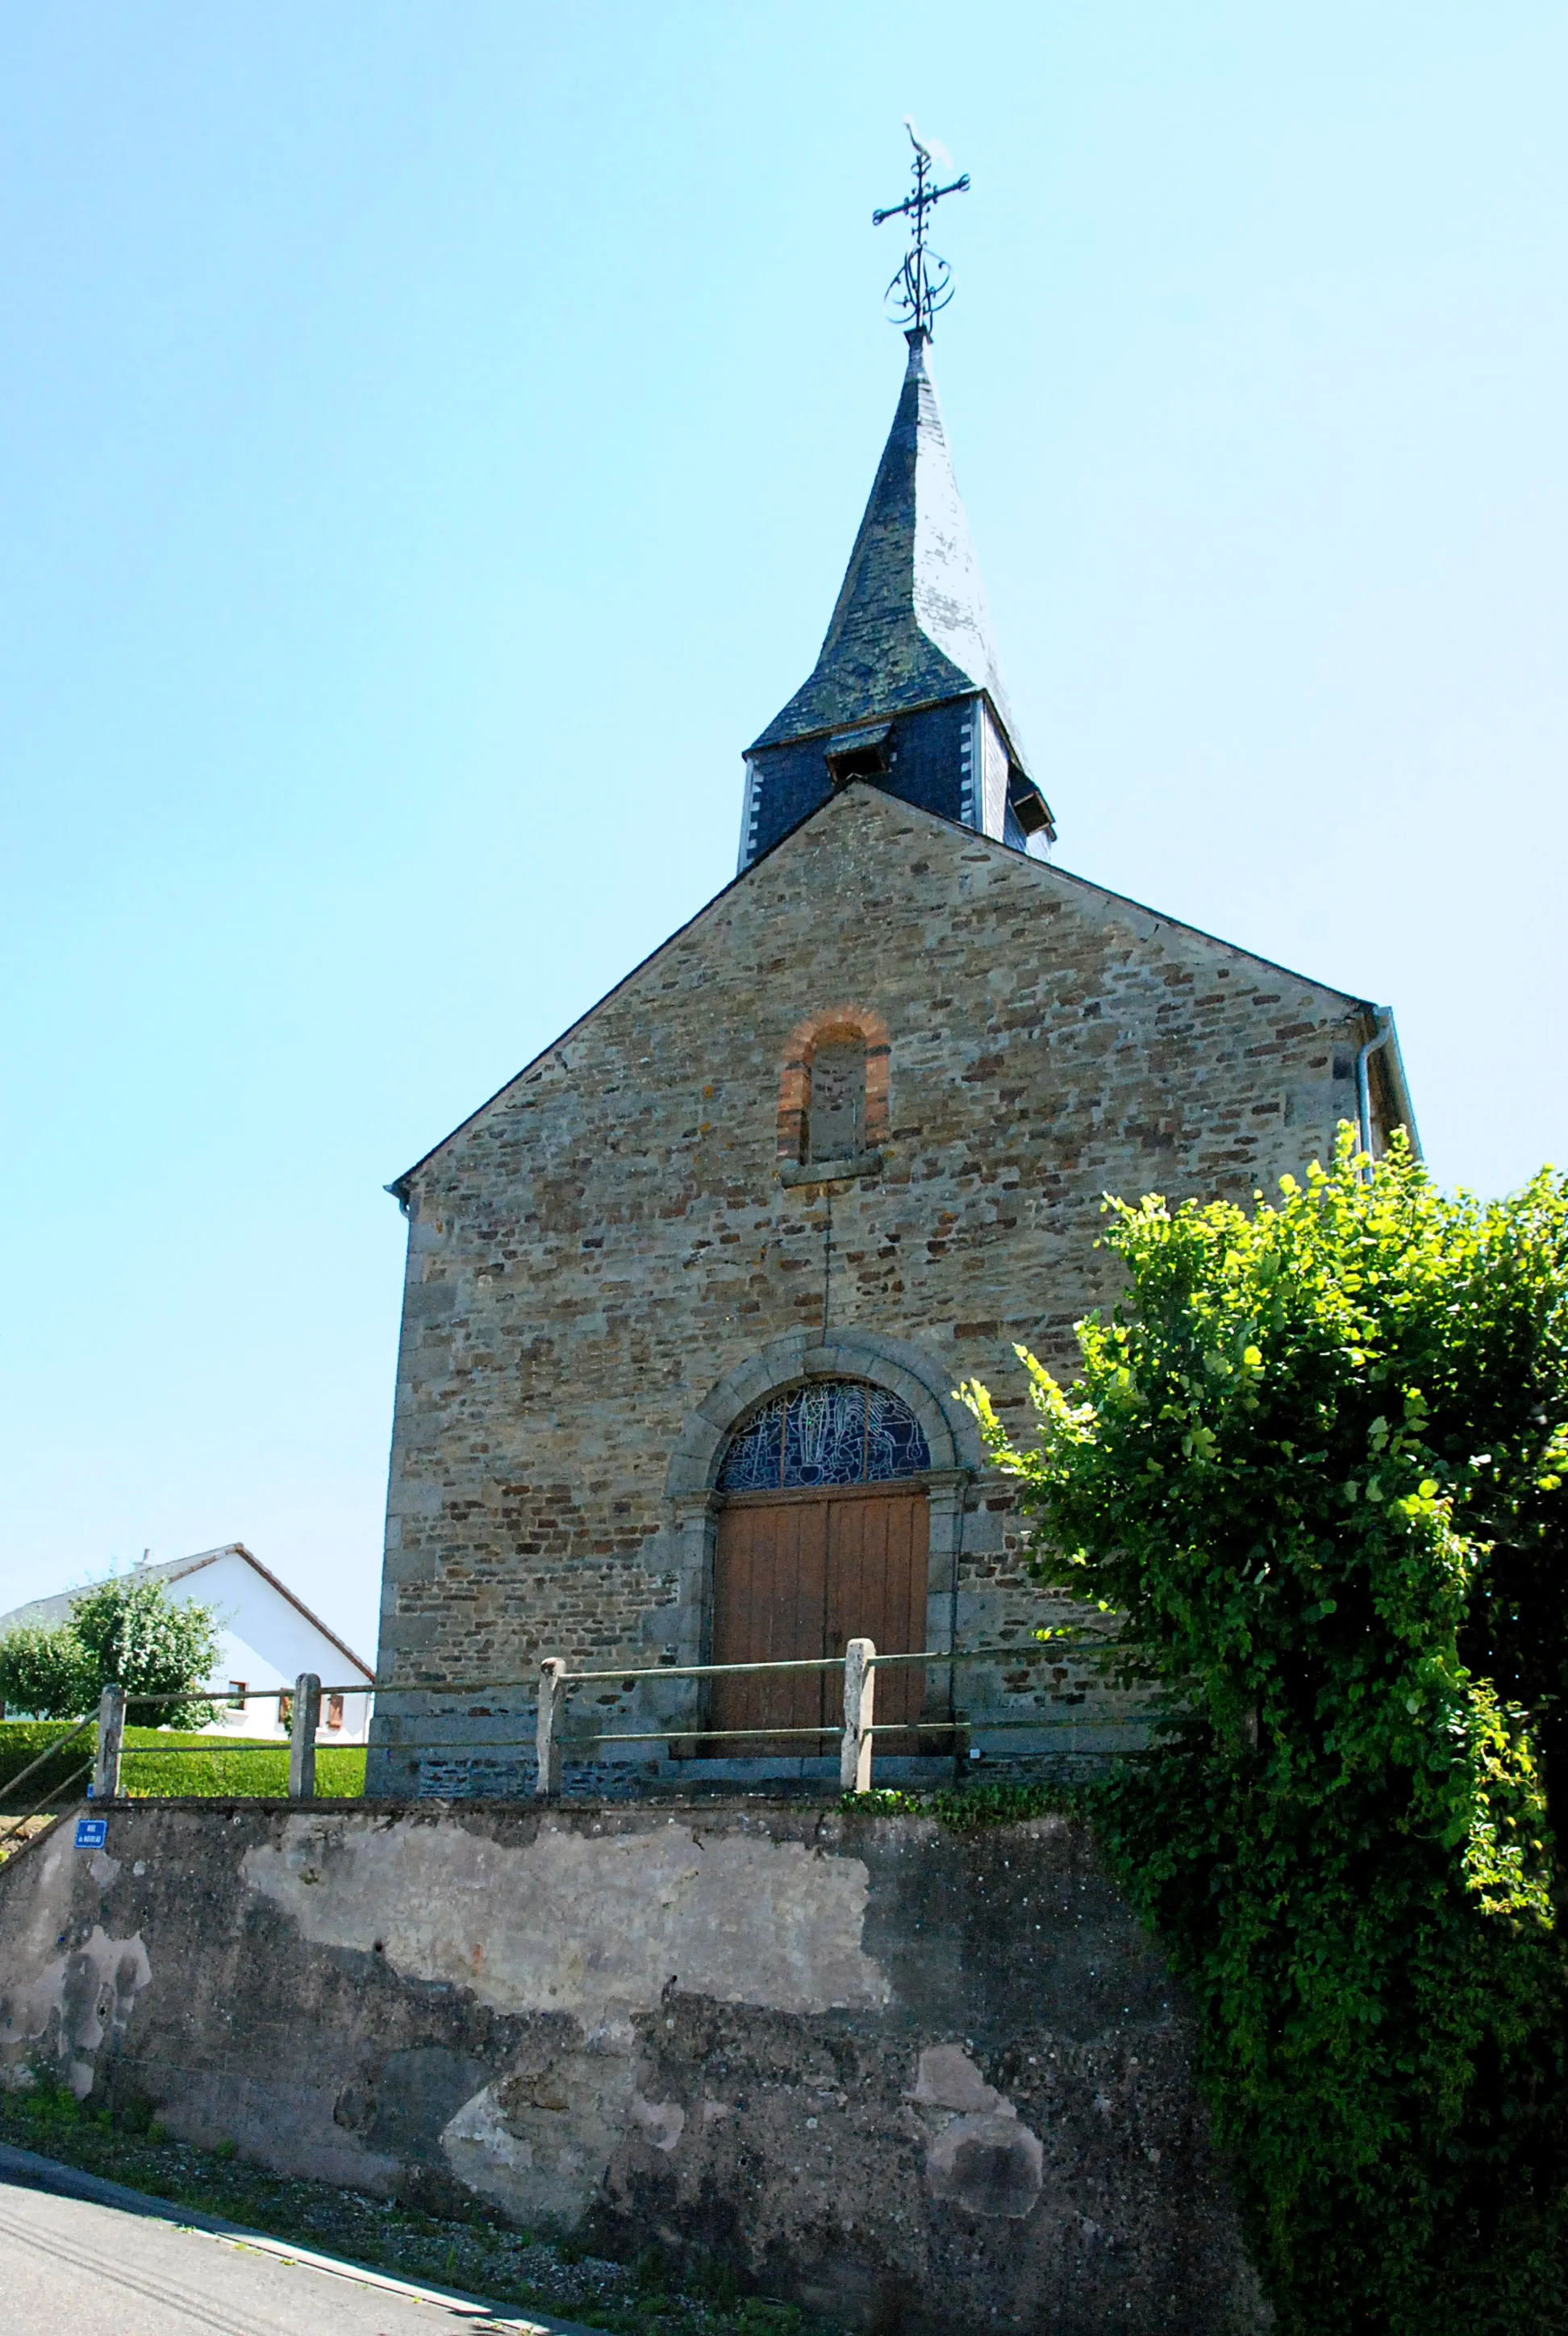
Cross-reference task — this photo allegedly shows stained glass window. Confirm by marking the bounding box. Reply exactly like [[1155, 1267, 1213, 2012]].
[[717, 1380, 930, 1493]]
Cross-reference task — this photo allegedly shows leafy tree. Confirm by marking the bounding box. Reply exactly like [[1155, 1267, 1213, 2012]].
[[69, 1575, 221, 1727], [0, 1575, 219, 1727], [0, 1624, 95, 1721], [962, 1127, 1568, 2336]]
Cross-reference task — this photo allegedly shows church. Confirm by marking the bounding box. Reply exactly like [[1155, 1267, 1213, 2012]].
[[365, 272, 1416, 1799]]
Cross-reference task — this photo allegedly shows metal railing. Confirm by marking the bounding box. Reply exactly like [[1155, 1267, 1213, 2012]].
[[528, 1635, 1134, 1798], [0, 1709, 98, 1849], [0, 1679, 377, 1840], [87, 1678, 376, 1799], [0, 1637, 1139, 1828]]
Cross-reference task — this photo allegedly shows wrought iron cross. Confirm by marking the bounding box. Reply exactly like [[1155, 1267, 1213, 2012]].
[[872, 119, 970, 336]]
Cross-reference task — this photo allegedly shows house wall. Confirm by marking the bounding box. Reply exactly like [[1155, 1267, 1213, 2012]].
[[177, 1554, 373, 1744], [0, 1553, 373, 1744], [373, 785, 1382, 1795], [0, 1796, 1270, 2336]]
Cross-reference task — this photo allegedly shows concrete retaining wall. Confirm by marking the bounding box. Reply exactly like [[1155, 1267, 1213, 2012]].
[[0, 1797, 1267, 2334]]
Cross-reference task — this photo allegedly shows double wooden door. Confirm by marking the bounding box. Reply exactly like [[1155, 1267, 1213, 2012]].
[[706, 1483, 928, 1756]]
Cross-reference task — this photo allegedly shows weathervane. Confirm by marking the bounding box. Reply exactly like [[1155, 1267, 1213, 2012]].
[[872, 119, 970, 336]]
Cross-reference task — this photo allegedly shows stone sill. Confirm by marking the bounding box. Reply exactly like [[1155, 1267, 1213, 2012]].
[[778, 1149, 882, 1188]]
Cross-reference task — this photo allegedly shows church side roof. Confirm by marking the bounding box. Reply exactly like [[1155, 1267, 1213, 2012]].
[[387, 783, 1415, 1199], [749, 332, 1031, 774]]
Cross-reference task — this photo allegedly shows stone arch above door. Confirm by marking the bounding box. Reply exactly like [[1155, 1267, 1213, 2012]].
[[666, 1329, 980, 1502]]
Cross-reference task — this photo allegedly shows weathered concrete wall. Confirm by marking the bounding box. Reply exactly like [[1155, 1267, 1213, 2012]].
[[374, 783, 1394, 1791], [0, 1796, 1267, 2334]]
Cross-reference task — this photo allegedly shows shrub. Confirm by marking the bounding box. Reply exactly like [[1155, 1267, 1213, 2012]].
[[0, 1721, 100, 1804], [963, 1128, 1568, 2334], [69, 1576, 221, 1728], [0, 1573, 219, 1726], [0, 1629, 95, 1723]]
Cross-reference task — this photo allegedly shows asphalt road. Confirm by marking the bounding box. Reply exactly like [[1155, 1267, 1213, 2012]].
[[0, 2164, 580, 2336]]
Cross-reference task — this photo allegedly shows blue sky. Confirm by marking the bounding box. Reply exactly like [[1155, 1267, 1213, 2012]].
[[2, 4, 1565, 1654]]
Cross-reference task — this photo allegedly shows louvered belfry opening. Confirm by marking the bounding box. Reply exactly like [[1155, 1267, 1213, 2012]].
[[705, 1382, 930, 1756]]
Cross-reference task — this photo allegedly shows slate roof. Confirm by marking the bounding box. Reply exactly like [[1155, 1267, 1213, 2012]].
[[749, 330, 1032, 774]]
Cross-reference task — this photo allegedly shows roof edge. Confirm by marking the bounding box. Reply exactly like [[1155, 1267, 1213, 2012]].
[[1357, 1007, 1421, 1161], [744, 682, 1033, 781], [389, 783, 1408, 1200], [217, 1546, 375, 1681], [0, 1542, 373, 1681], [389, 846, 791, 1198]]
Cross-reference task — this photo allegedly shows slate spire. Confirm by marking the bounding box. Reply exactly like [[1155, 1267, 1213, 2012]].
[[750, 330, 1027, 765], [740, 332, 1051, 869]]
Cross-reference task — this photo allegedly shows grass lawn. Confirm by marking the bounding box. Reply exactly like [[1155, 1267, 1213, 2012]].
[[0, 2086, 830, 2336], [116, 1728, 367, 1797], [0, 1719, 367, 1806]]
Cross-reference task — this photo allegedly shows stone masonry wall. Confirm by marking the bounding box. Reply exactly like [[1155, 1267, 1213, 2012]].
[[373, 784, 1390, 1792], [0, 1797, 1270, 2335]]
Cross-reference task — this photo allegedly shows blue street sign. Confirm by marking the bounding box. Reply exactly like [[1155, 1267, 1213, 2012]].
[[74, 1817, 107, 1850]]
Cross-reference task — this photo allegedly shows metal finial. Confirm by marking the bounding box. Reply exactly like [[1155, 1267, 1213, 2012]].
[[872, 119, 970, 336]]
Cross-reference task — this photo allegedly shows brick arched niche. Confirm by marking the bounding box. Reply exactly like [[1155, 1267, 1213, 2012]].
[[664, 1332, 981, 1705], [778, 1004, 890, 1182]]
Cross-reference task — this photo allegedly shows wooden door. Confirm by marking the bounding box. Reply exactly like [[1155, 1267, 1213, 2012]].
[[824, 1491, 928, 1741], [707, 1485, 928, 1756], [707, 1495, 829, 1752]]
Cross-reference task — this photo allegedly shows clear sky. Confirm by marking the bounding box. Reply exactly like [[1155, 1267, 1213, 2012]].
[[2, 4, 1565, 1656]]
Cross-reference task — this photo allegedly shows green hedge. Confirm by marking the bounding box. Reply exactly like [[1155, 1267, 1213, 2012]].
[[0, 1720, 98, 1805], [0, 1720, 367, 1804]]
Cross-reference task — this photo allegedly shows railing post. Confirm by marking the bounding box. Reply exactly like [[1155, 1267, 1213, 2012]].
[[840, 1637, 876, 1796], [289, 1673, 320, 1800], [536, 1658, 566, 1799], [94, 1683, 125, 1801]]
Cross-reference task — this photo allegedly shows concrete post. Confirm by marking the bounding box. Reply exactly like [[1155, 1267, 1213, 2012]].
[[94, 1683, 125, 1801], [536, 1658, 566, 1799], [289, 1673, 320, 1800], [840, 1637, 876, 1796]]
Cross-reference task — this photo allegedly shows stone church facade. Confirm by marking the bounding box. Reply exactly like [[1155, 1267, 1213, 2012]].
[[366, 332, 1415, 1798]]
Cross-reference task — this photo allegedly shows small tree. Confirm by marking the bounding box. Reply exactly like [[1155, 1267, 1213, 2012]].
[[69, 1575, 221, 1727], [0, 1574, 219, 1727], [0, 1624, 96, 1721], [962, 1128, 1568, 2336]]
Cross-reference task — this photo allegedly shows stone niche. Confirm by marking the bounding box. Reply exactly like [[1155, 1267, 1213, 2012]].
[[0, 1799, 1270, 2336]]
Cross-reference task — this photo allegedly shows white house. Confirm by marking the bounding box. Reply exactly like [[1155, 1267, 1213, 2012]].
[[0, 1545, 374, 1743]]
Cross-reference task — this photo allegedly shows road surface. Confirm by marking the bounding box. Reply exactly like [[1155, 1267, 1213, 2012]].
[[0, 2149, 589, 2336]]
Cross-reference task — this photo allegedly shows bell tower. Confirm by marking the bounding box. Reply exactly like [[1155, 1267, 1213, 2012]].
[[738, 131, 1052, 871]]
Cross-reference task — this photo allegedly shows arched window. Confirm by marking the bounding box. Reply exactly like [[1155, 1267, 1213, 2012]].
[[804, 1041, 865, 1162], [777, 1004, 890, 1178], [718, 1380, 930, 1493]]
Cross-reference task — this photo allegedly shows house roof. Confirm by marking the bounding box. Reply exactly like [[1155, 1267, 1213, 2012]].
[[0, 1543, 374, 1682], [748, 330, 1033, 780]]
